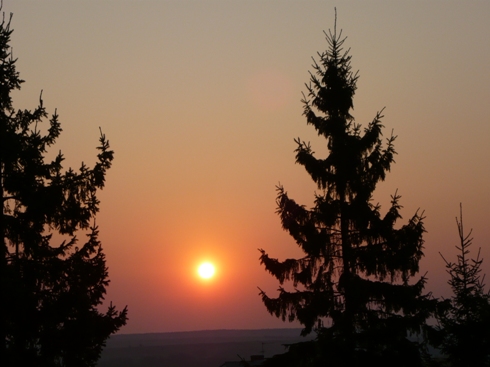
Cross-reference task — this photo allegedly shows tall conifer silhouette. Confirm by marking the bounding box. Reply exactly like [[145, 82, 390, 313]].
[[259, 14, 431, 366], [0, 12, 127, 366]]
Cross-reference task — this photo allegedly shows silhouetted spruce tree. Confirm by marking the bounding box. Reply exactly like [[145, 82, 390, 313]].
[[0, 13, 127, 366], [435, 205, 490, 367], [259, 17, 432, 367]]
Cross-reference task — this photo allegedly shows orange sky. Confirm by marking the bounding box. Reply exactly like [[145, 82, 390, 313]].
[[5, 1, 490, 334]]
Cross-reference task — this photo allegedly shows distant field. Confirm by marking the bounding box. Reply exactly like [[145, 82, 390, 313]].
[[98, 328, 314, 367]]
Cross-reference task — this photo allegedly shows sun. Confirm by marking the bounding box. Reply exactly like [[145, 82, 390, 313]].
[[197, 262, 215, 279]]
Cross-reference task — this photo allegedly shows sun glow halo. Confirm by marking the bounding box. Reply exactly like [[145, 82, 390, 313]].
[[197, 262, 215, 279]]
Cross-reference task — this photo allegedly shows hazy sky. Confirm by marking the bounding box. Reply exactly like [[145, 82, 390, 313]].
[[5, 1, 490, 334]]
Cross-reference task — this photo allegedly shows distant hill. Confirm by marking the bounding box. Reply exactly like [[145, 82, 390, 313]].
[[98, 328, 314, 367]]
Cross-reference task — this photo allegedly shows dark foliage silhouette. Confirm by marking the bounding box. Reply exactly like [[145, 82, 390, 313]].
[[0, 12, 127, 366], [259, 14, 433, 367], [434, 205, 490, 367]]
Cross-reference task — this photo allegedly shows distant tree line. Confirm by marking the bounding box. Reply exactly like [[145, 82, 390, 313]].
[[258, 12, 490, 367]]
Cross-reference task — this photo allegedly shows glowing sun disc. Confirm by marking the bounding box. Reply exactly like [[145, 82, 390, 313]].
[[198, 262, 215, 279]]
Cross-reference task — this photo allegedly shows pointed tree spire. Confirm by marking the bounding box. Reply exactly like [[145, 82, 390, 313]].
[[259, 15, 432, 367], [435, 205, 490, 367]]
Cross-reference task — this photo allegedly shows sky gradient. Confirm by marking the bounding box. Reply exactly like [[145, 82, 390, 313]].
[[4, 1, 490, 334]]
